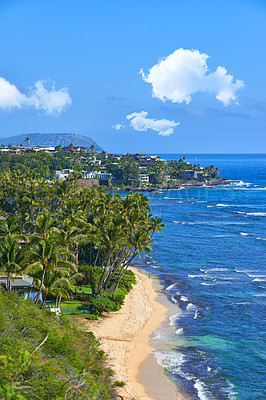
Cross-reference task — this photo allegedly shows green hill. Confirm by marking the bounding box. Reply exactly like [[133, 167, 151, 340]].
[[0, 133, 103, 151], [0, 291, 115, 400]]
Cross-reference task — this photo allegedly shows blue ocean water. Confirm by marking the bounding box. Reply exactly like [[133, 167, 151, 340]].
[[140, 154, 266, 400]]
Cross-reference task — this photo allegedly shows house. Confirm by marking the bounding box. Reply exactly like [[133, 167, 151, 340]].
[[0, 275, 34, 291], [184, 170, 198, 178], [139, 173, 149, 184], [89, 155, 101, 166], [63, 146, 88, 152], [55, 169, 74, 179], [150, 155, 166, 162], [82, 171, 112, 180]]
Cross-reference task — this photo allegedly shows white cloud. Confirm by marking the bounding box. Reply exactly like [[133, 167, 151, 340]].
[[125, 111, 180, 136], [28, 81, 72, 114], [0, 77, 26, 109], [113, 123, 125, 130], [141, 48, 244, 106], [0, 77, 72, 114]]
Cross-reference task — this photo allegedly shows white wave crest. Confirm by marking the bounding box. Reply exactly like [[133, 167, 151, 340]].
[[201, 282, 217, 286], [194, 310, 200, 319], [204, 268, 228, 273], [169, 313, 180, 326], [175, 328, 184, 335], [180, 295, 189, 302], [166, 283, 177, 291], [247, 212, 266, 216], [194, 379, 211, 400], [186, 302, 197, 310], [252, 278, 266, 282], [171, 295, 179, 304]]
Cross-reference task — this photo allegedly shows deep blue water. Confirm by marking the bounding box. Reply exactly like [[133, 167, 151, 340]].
[[139, 154, 266, 400]]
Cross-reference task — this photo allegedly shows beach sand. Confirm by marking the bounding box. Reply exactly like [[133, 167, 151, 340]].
[[79, 268, 188, 400]]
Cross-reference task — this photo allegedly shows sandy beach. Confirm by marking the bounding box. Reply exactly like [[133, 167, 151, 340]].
[[79, 268, 187, 400]]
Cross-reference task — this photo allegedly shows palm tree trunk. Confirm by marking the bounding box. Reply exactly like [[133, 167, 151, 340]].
[[40, 289, 48, 309], [97, 249, 112, 295], [94, 249, 100, 267], [35, 267, 46, 304], [58, 295, 62, 310], [7, 270, 11, 292]]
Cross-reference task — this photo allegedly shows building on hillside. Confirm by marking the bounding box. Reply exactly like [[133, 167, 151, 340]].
[[139, 173, 149, 184], [55, 169, 74, 179], [63, 146, 88, 152], [82, 171, 112, 180], [150, 155, 166, 162], [184, 170, 198, 178], [89, 155, 101, 165], [0, 146, 56, 154]]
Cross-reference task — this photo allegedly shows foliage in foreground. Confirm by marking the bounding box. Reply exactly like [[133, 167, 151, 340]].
[[0, 290, 115, 400]]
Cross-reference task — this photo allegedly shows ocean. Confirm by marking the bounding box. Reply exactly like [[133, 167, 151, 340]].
[[138, 154, 266, 400]]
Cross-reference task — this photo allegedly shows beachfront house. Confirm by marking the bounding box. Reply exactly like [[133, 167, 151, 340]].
[[0, 275, 33, 292]]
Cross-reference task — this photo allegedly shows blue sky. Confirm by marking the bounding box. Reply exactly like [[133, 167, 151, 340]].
[[0, 0, 265, 153]]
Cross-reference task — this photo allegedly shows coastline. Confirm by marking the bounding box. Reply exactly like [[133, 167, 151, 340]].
[[112, 178, 231, 193], [79, 268, 187, 400]]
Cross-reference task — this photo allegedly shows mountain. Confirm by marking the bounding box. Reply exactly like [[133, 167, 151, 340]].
[[0, 133, 104, 151]]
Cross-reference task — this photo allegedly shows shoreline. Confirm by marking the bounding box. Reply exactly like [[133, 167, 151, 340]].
[[79, 268, 187, 400], [112, 178, 231, 193]]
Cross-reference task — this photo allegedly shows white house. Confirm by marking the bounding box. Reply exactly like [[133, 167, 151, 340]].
[[55, 169, 74, 179], [139, 173, 149, 183], [82, 170, 112, 180]]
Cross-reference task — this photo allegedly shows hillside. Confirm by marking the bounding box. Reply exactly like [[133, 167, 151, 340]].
[[0, 133, 103, 151], [0, 291, 115, 400]]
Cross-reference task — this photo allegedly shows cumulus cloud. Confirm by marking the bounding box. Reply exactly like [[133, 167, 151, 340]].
[[0, 77, 72, 114], [124, 111, 179, 136], [0, 77, 26, 109], [113, 123, 125, 130], [141, 48, 244, 106]]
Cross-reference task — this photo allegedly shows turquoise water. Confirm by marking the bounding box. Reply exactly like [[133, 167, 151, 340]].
[[139, 154, 266, 400]]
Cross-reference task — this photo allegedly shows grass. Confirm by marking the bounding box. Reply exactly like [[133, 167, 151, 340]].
[[70, 285, 92, 294], [46, 299, 84, 308]]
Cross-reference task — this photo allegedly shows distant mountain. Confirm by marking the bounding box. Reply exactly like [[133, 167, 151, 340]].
[[0, 133, 104, 151]]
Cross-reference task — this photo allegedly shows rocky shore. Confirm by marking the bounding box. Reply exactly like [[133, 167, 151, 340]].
[[113, 178, 231, 192]]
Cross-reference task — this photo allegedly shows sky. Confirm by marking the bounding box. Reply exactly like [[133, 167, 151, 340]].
[[0, 0, 265, 153]]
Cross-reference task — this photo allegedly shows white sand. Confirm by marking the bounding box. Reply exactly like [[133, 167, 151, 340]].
[[79, 268, 187, 400]]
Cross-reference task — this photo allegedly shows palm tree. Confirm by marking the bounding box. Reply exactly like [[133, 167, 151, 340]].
[[0, 236, 28, 291], [28, 232, 72, 304], [24, 137, 30, 146], [0, 215, 22, 240], [148, 215, 165, 238]]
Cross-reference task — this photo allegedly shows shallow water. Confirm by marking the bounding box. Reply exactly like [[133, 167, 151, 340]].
[[139, 154, 266, 400]]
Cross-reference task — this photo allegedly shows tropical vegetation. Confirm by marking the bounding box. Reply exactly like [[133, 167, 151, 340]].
[[0, 168, 164, 399]]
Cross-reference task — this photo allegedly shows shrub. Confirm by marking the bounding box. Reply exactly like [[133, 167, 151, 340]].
[[92, 293, 116, 315], [113, 380, 126, 387]]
